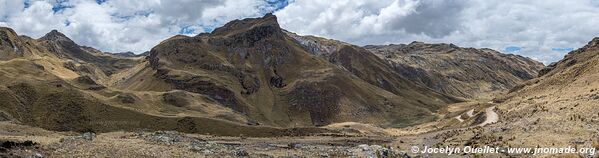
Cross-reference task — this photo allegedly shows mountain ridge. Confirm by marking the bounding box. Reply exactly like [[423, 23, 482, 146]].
[[0, 14, 547, 137], [143, 13, 461, 128], [364, 42, 544, 99]]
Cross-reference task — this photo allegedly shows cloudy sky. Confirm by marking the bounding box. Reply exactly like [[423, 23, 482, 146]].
[[2, 0, 599, 64]]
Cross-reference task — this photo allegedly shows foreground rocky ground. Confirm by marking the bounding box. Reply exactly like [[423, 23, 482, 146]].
[[0, 121, 414, 158], [3, 101, 596, 158]]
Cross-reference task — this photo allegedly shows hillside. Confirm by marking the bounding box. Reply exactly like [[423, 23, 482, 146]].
[[396, 37, 599, 156], [0, 14, 464, 136], [1, 14, 597, 158], [487, 37, 599, 147], [133, 13, 461, 128], [1, 26, 330, 137], [364, 42, 544, 99]]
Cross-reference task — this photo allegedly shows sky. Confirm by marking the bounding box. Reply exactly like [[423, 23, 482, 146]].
[[2, 0, 599, 64]]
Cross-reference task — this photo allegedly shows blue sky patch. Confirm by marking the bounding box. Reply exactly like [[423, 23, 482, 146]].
[[551, 47, 573, 52], [503, 46, 522, 53], [179, 26, 195, 35], [135, 10, 153, 17], [64, 20, 71, 26], [23, 0, 31, 9], [52, 0, 73, 13], [96, 0, 107, 5], [111, 10, 154, 22], [266, 0, 289, 12], [202, 27, 213, 33]]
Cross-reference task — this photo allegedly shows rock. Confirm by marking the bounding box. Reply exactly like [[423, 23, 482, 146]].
[[81, 132, 96, 141], [398, 151, 411, 158], [26, 153, 44, 158], [234, 148, 249, 157], [59, 132, 96, 142], [358, 144, 376, 158], [571, 138, 585, 145], [189, 140, 224, 155], [357, 144, 403, 158], [318, 152, 329, 157], [146, 131, 183, 145], [188, 140, 205, 152], [269, 75, 285, 88], [288, 143, 301, 149]]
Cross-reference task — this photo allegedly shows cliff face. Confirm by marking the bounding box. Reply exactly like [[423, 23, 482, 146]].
[[364, 42, 544, 99]]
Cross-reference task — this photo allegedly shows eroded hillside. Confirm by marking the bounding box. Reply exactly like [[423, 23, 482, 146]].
[[0, 14, 465, 136], [365, 42, 544, 99]]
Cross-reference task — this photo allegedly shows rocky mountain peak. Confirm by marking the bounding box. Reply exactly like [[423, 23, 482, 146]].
[[40, 29, 73, 43], [210, 13, 281, 38], [583, 37, 599, 50], [409, 41, 425, 45], [0, 27, 19, 43], [0, 27, 17, 35], [0, 27, 23, 60]]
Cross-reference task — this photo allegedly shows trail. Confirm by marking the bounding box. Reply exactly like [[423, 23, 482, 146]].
[[477, 106, 498, 127], [466, 109, 474, 117]]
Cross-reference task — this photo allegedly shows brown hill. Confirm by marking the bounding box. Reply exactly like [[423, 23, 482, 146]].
[[0, 26, 330, 136], [0, 14, 464, 136], [0, 27, 24, 60], [364, 42, 544, 99], [286, 33, 461, 105], [481, 37, 599, 147], [135, 13, 460, 128], [419, 38, 599, 151]]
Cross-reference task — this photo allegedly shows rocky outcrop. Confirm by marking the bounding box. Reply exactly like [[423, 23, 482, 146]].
[[0, 27, 24, 60]]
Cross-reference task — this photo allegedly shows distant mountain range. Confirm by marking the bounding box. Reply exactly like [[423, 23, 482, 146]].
[[365, 42, 544, 99]]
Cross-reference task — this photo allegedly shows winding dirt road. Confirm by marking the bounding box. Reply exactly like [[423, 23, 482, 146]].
[[477, 106, 498, 126]]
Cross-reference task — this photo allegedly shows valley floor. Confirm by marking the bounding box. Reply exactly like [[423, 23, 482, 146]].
[[0, 101, 486, 158], [0, 121, 399, 158], [1, 100, 596, 158]]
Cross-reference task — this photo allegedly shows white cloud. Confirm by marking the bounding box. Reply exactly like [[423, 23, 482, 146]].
[[0, 0, 278, 53], [2, 0, 599, 64], [275, 0, 599, 64]]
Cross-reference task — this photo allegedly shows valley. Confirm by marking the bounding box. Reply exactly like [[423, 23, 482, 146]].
[[0, 14, 597, 157]]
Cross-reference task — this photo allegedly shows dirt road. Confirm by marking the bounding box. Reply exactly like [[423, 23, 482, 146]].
[[478, 106, 498, 127]]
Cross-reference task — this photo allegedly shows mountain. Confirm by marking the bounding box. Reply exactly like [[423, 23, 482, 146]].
[[136, 13, 461, 128], [419, 37, 599, 151], [38, 30, 139, 78], [0, 26, 329, 136], [0, 27, 24, 60], [481, 37, 599, 147], [0, 14, 464, 136], [364, 42, 544, 99], [285, 33, 462, 105]]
